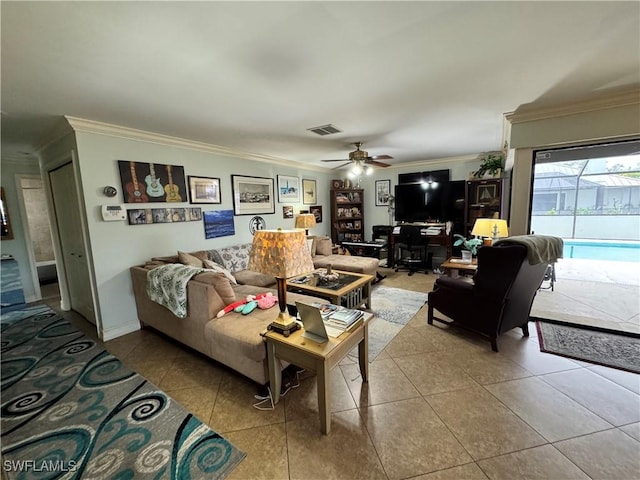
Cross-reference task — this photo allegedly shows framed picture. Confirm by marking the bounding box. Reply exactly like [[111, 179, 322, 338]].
[[476, 184, 497, 204], [203, 210, 235, 239], [310, 205, 323, 223], [375, 179, 391, 206], [302, 179, 317, 204], [277, 175, 300, 203], [118, 160, 186, 203], [283, 205, 294, 219], [188, 176, 221, 204], [231, 175, 275, 215]]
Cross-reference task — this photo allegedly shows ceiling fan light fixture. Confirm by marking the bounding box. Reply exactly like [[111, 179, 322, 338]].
[[365, 165, 373, 175], [352, 162, 363, 175]]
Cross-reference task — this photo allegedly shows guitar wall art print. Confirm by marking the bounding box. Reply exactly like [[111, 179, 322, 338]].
[[118, 160, 187, 203], [126, 161, 149, 203], [164, 165, 182, 202], [145, 163, 164, 197]]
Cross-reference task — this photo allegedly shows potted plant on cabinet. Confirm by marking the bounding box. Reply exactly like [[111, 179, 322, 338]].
[[453, 234, 482, 263], [474, 153, 504, 178]]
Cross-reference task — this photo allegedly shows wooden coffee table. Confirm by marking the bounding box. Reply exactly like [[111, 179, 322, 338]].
[[287, 269, 374, 309], [440, 257, 477, 278], [264, 312, 371, 434]]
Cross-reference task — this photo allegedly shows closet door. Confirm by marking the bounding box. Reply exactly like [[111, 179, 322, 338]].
[[49, 162, 95, 324]]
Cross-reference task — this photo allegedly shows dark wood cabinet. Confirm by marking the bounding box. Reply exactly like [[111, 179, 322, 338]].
[[464, 178, 504, 236], [330, 188, 364, 244]]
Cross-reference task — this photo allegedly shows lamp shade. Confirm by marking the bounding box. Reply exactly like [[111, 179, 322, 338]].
[[248, 229, 314, 279], [472, 218, 509, 239], [295, 213, 316, 230]]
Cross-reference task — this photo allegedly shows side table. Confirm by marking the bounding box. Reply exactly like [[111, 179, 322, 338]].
[[264, 312, 371, 434], [440, 257, 477, 278]]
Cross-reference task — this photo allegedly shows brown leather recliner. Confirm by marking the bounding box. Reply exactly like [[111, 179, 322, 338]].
[[427, 243, 548, 351]]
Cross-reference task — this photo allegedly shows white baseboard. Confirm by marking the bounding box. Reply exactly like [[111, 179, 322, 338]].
[[101, 321, 141, 341]]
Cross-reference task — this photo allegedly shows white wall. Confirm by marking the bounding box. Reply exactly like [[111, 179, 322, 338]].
[[68, 131, 334, 339]]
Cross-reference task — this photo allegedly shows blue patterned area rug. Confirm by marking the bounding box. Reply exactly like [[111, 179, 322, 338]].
[[367, 286, 429, 361], [536, 318, 640, 374], [1, 304, 245, 479]]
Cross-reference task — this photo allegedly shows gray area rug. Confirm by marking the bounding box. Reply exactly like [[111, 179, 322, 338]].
[[1, 304, 245, 479], [367, 286, 428, 361], [536, 318, 640, 374]]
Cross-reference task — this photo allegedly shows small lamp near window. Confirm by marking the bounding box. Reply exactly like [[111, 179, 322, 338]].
[[295, 213, 316, 235], [472, 218, 509, 245], [247, 229, 315, 336]]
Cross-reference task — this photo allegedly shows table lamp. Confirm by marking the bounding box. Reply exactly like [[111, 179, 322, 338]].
[[472, 218, 509, 245], [248, 229, 315, 335], [295, 213, 316, 235]]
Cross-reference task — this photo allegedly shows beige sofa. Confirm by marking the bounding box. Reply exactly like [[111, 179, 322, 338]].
[[309, 236, 380, 277], [130, 240, 379, 385], [130, 251, 319, 385]]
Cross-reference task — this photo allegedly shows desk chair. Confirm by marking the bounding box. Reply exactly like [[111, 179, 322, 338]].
[[395, 225, 428, 276]]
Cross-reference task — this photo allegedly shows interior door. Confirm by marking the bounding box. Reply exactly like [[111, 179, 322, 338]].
[[49, 162, 95, 324]]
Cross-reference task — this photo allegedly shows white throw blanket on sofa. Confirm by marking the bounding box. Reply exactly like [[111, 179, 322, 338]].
[[147, 264, 204, 318]]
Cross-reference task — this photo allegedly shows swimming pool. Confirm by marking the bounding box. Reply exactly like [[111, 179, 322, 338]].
[[563, 240, 640, 262]]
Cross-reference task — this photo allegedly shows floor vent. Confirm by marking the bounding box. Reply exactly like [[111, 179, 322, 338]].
[[307, 124, 342, 136]]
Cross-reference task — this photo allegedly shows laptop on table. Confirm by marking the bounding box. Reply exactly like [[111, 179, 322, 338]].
[[295, 302, 330, 343]]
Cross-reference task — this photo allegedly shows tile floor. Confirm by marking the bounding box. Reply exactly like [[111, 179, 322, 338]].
[[47, 268, 639, 480]]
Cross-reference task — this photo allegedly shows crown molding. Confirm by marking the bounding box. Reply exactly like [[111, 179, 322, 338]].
[[64, 116, 330, 173], [1, 155, 39, 166], [506, 87, 640, 124], [385, 154, 478, 170]]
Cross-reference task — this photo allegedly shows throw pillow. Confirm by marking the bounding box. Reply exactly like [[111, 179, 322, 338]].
[[203, 259, 238, 285], [193, 272, 236, 306], [306, 236, 317, 257], [316, 237, 333, 256], [178, 251, 205, 268]]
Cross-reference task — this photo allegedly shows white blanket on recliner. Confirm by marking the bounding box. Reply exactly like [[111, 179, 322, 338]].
[[493, 235, 563, 265]]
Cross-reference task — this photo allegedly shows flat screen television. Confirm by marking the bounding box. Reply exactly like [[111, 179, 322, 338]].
[[394, 181, 453, 223]]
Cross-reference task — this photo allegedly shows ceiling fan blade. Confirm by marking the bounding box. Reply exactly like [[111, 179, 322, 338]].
[[321, 159, 349, 162], [368, 154, 393, 160], [366, 160, 391, 167], [332, 162, 353, 170]]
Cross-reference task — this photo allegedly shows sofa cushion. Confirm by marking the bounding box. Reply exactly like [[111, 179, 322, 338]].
[[203, 259, 238, 285], [316, 237, 333, 256], [192, 272, 236, 305], [178, 250, 207, 268], [313, 254, 378, 276], [152, 254, 179, 264], [234, 270, 276, 287], [306, 237, 317, 257], [209, 243, 253, 273]]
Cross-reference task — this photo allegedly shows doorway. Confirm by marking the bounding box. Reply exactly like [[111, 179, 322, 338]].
[[18, 175, 59, 301], [529, 140, 640, 333]]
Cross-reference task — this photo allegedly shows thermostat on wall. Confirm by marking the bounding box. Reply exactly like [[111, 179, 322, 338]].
[[101, 204, 126, 221]]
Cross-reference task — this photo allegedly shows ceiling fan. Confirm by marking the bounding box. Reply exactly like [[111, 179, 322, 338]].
[[321, 142, 393, 172]]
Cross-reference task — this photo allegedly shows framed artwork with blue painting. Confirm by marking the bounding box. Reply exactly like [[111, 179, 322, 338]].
[[203, 210, 235, 239]]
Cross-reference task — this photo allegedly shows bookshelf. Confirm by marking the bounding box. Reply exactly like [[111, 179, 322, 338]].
[[330, 188, 364, 244]]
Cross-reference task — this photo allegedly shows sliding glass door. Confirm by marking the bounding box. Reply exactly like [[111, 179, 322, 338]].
[[529, 139, 640, 333]]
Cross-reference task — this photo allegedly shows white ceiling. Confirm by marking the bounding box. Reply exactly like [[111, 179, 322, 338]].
[[2, 1, 639, 169]]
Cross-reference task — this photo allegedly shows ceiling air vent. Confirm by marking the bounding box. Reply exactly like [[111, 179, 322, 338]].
[[307, 124, 342, 136]]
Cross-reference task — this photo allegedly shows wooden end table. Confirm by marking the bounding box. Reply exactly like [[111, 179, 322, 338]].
[[440, 257, 477, 278], [264, 312, 371, 434]]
